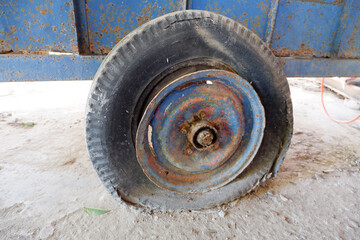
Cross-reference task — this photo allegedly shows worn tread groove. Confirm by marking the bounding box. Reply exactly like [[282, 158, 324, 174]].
[[149, 26, 156, 37]]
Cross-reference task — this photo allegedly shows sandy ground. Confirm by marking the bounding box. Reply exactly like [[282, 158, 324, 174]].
[[0, 78, 359, 239]]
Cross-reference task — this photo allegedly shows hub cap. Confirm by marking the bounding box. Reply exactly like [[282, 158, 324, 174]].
[[136, 70, 265, 193]]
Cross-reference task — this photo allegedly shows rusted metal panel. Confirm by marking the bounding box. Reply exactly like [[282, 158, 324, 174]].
[[189, 0, 359, 58], [271, 0, 345, 57], [189, 0, 273, 41], [0, 0, 78, 53], [84, 0, 186, 54], [0, 0, 360, 81], [337, 1, 360, 58]]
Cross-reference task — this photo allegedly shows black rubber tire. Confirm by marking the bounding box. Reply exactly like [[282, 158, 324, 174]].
[[86, 10, 293, 211]]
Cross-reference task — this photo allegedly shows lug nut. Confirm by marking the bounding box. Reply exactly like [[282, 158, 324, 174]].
[[196, 128, 214, 147], [199, 111, 207, 119]]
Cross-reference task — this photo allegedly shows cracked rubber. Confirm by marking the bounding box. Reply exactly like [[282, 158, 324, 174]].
[[85, 10, 293, 211]]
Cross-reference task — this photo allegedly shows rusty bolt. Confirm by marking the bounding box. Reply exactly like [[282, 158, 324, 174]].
[[180, 110, 218, 152], [196, 128, 214, 147], [179, 123, 189, 134], [187, 121, 218, 151], [198, 110, 207, 119]]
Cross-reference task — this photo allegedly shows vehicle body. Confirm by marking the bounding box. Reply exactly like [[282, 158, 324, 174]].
[[1, 0, 359, 81], [1, 0, 359, 210]]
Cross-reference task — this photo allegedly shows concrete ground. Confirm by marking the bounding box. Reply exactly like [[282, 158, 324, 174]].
[[0, 78, 359, 239]]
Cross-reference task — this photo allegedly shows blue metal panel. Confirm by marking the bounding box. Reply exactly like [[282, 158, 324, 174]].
[[0, 54, 105, 81], [0, 0, 78, 53], [271, 0, 344, 57], [0, 0, 359, 81], [281, 57, 360, 77], [85, 0, 185, 54], [337, 1, 360, 58], [189, 0, 272, 41], [331, 0, 354, 57], [1, 55, 359, 82]]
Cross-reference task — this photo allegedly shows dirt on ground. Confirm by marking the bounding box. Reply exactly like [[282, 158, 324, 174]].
[[0, 79, 359, 239]]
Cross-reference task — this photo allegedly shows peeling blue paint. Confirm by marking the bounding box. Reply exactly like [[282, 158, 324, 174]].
[[0, 0, 359, 81]]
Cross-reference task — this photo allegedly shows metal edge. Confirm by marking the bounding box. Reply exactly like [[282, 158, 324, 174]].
[[1, 55, 360, 82]]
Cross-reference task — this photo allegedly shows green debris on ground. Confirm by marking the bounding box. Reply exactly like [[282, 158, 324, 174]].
[[83, 207, 111, 215]]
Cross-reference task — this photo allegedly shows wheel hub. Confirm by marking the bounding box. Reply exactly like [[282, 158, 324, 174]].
[[194, 126, 215, 148], [136, 69, 265, 193], [180, 111, 219, 152]]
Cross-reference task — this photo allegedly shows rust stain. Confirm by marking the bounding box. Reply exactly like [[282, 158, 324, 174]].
[[98, 46, 112, 55], [70, 43, 79, 53], [210, 1, 231, 15], [166, 0, 183, 12], [35, 4, 53, 16], [9, 26, 17, 33], [87, 4, 129, 54], [7, 50, 49, 55], [1, 0, 78, 54], [332, 0, 344, 5], [86, 0, 183, 54], [296, 0, 344, 5], [273, 42, 318, 57], [0, 26, 18, 53], [136, 3, 159, 26], [258, 1, 267, 12], [339, 24, 360, 58]]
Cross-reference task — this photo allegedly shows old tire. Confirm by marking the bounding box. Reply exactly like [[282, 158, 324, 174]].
[[86, 10, 293, 210]]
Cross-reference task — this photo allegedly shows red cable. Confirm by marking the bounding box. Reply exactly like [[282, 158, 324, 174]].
[[321, 77, 360, 124]]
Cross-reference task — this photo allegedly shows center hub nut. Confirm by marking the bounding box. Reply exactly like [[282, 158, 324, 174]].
[[187, 121, 219, 151], [196, 128, 214, 147]]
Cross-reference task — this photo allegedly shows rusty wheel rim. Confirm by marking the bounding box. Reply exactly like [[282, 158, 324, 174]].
[[136, 69, 265, 193]]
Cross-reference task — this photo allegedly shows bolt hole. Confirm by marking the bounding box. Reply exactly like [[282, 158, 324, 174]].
[[165, 171, 169, 175]]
